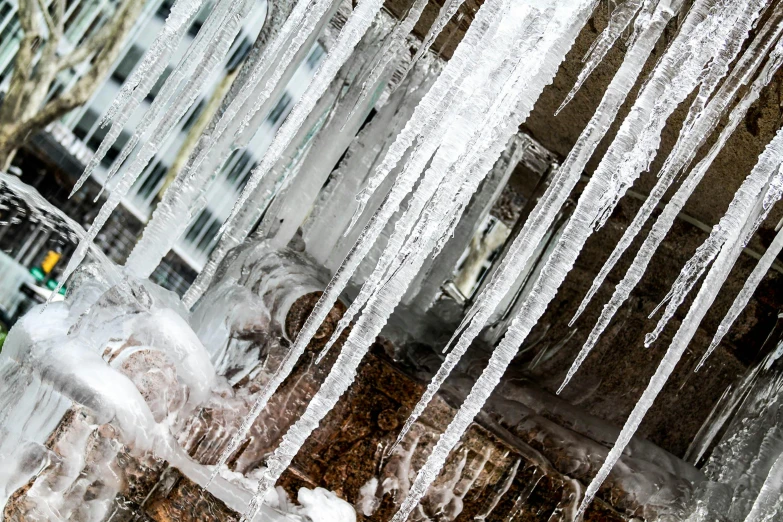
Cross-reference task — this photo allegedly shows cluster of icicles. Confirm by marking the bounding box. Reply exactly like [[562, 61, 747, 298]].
[[61, 0, 783, 519]]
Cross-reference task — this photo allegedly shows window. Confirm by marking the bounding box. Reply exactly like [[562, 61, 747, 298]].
[[157, 0, 175, 19], [73, 109, 99, 141], [112, 45, 144, 84], [226, 150, 252, 183], [267, 92, 292, 127], [236, 161, 257, 192], [226, 37, 252, 71], [185, 209, 213, 243], [196, 219, 221, 252], [135, 162, 168, 200], [146, 65, 173, 102], [306, 45, 325, 70], [181, 99, 206, 132]]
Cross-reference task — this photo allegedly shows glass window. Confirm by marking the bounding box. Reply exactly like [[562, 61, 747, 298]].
[[185, 209, 213, 243], [157, 0, 175, 19], [73, 108, 98, 140], [135, 162, 168, 200], [226, 150, 251, 183], [306, 45, 325, 70], [267, 92, 292, 126], [146, 65, 173, 102], [181, 99, 206, 131], [226, 37, 252, 71], [196, 219, 221, 252]]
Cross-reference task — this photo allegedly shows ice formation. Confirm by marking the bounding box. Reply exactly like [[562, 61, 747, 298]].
[[7, 0, 783, 519], [561, 1, 783, 392]]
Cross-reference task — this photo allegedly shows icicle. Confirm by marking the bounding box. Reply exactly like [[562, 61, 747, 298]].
[[571, 14, 783, 327], [183, 0, 506, 309], [407, 0, 679, 420], [247, 96, 512, 522], [238, 4, 580, 517], [70, 0, 204, 196], [56, 0, 254, 294], [125, 0, 337, 278], [646, 150, 783, 348], [343, 0, 430, 125], [701, 192, 783, 368], [576, 145, 779, 517], [397, 0, 761, 518], [316, 6, 555, 365], [555, 0, 644, 115], [204, 0, 512, 486], [406, 0, 464, 75], [560, 10, 783, 391], [390, 5, 608, 522]]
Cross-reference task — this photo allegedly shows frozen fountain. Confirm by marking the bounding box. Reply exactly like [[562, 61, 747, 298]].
[[3, 0, 783, 520]]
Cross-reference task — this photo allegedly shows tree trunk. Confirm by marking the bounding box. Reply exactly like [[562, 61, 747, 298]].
[[0, 0, 145, 170]]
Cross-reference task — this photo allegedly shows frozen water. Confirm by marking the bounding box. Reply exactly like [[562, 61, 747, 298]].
[[6, 0, 783, 518], [561, 4, 783, 391]]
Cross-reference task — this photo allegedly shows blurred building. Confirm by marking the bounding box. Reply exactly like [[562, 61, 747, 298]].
[[0, 0, 324, 312]]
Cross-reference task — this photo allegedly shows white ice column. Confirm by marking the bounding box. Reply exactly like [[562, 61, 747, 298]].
[[302, 55, 442, 268], [254, 15, 402, 250]]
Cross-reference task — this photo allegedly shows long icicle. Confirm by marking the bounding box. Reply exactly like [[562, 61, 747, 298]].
[[646, 152, 781, 346], [244, 2, 589, 516], [70, 0, 204, 196], [700, 186, 783, 369], [577, 127, 783, 517], [343, 0, 430, 124], [124, 0, 336, 278], [395, 0, 760, 517], [396, 0, 683, 442], [240, 12, 534, 519], [204, 0, 512, 486], [560, 10, 783, 392], [390, 2, 605, 519], [570, 8, 783, 326], [314, 7, 557, 364], [556, 0, 644, 115], [250, 41, 533, 520], [56, 0, 255, 295], [183, 0, 506, 309]]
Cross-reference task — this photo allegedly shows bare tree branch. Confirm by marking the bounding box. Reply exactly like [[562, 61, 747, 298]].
[[58, 0, 132, 71], [36, 0, 58, 37], [55, 0, 65, 34], [0, 0, 145, 161]]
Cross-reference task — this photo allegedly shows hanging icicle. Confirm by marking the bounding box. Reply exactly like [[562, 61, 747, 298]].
[[208, 0, 511, 492], [578, 125, 783, 517], [560, 8, 783, 392], [704, 219, 783, 367], [395, 0, 683, 446], [399, 0, 765, 518]]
